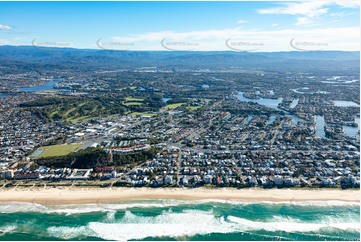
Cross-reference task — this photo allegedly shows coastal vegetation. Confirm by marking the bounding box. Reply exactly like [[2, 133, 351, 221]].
[[34, 146, 160, 169]]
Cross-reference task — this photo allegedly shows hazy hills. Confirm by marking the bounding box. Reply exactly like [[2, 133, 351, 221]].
[[0, 45, 359, 72]]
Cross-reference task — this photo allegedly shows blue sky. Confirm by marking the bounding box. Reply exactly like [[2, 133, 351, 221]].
[[0, 1, 359, 51]]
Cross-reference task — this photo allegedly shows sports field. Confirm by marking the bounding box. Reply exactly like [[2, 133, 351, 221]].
[[32, 144, 82, 159]]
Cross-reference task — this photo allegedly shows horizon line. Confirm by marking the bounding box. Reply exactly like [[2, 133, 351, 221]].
[[0, 44, 360, 53]]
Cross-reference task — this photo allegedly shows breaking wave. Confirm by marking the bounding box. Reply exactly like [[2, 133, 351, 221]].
[[0, 201, 193, 215], [0, 225, 17, 235], [0, 199, 358, 215], [47, 226, 94, 240], [227, 216, 360, 233], [0, 200, 359, 241], [40, 209, 360, 240]]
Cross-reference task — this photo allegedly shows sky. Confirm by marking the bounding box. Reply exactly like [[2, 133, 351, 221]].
[[0, 1, 359, 51]]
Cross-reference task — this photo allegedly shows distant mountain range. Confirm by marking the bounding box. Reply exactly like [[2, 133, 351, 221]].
[[0, 45, 359, 72]]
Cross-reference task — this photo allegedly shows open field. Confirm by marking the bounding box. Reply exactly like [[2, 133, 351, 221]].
[[130, 112, 157, 117], [32, 144, 82, 159], [165, 102, 186, 109], [123, 102, 143, 106], [123, 97, 145, 106], [186, 105, 201, 111], [125, 96, 144, 101], [68, 115, 92, 122]]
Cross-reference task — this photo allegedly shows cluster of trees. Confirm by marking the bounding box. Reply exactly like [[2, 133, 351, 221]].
[[32, 108, 51, 123], [36, 147, 107, 169], [165, 97, 188, 104], [144, 94, 163, 108], [111, 146, 160, 166], [19, 97, 64, 107], [35, 146, 160, 169]]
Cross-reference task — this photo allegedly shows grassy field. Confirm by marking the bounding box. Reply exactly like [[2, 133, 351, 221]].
[[123, 97, 145, 106], [165, 103, 186, 109], [124, 102, 143, 106], [125, 97, 144, 102], [68, 115, 92, 123], [33, 144, 82, 159], [186, 106, 201, 111], [130, 112, 157, 117]]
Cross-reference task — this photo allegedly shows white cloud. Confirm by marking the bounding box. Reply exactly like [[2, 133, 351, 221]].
[[296, 17, 314, 26], [332, 0, 360, 8], [257, 1, 359, 26], [271, 23, 279, 27], [258, 2, 328, 17], [237, 19, 248, 24], [0, 25, 11, 30], [110, 26, 359, 51], [328, 11, 356, 18]]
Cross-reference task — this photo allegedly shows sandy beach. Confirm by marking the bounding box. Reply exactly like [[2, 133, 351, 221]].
[[0, 187, 359, 205]]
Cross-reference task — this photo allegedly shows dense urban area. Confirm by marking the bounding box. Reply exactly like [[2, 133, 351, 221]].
[[0, 48, 360, 189]]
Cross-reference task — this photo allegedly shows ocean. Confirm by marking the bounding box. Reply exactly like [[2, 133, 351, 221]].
[[0, 200, 359, 241]]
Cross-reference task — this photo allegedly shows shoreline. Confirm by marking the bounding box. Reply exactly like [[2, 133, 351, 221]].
[[0, 187, 359, 205]]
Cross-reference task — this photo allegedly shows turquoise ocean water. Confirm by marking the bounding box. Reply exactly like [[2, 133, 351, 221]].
[[0, 200, 359, 241]]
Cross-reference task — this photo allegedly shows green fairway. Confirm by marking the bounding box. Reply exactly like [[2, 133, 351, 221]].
[[124, 97, 145, 106], [130, 112, 157, 117], [124, 102, 143, 106], [125, 97, 144, 101], [63, 107, 77, 117], [33, 144, 82, 158], [68, 115, 91, 122], [186, 105, 201, 111], [50, 101, 90, 122], [165, 102, 185, 109]]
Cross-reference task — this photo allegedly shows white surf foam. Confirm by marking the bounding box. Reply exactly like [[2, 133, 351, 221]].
[[0, 225, 17, 235], [227, 215, 360, 233], [6, 207, 356, 240], [0, 202, 47, 214], [107, 210, 116, 221], [0, 199, 358, 215], [47, 226, 95, 240], [1, 200, 359, 240], [88, 209, 232, 240], [0, 201, 194, 215], [209, 199, 360, 207], [85, 209, 360, 241]]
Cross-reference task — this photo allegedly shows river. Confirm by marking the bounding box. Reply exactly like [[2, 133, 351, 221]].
[[19, 80, 62, 93], [237, 91, 305, 127], [236, 91, 335, 139], [0, 93, 13, 98]]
